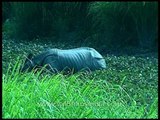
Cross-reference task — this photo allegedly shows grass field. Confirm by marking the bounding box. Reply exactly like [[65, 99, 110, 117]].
[[2, 38, 158, 118]]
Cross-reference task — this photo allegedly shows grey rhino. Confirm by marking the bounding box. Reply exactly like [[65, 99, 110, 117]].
[[20, 47, 106, 73]]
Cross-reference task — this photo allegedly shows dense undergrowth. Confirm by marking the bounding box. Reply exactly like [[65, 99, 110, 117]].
[[2, 37, 158, 118], [2, 2, 158, 50]]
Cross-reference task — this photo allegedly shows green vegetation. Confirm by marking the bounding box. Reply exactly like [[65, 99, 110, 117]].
[[2, 39, 158, 118], [2, 1, 158, 119], [2, 2, 158, 51], [89, 2, 158, 50]]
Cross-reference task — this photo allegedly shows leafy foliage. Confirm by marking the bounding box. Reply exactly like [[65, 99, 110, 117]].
[[2, 2, 12, 23], [2, 2, 158, 51], [88, 2, 158, 49], [2, 37, 158, 119]]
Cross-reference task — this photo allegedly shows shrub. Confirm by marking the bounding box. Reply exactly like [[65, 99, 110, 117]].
[[2, 2, 12, 23], [8, 2, 90, 42], [88, 2, 158, 50], [2, 19, 16, 39], [2, 2, 158, 51], [9, 2, 54, 40]]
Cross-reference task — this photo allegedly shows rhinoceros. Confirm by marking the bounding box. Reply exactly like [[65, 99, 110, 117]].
[[20, 47, 106, 73]]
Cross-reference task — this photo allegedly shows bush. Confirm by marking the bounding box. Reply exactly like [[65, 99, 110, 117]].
[[2, 2, 158, 51], [88, 2, 158, 50], [2, 2, 12, 23], [129, 2, 158, 49], [2, 19, 16, 39], [47, 2, 91, 43], [8, 2, 90, 42], [10, 2, 53, 40]]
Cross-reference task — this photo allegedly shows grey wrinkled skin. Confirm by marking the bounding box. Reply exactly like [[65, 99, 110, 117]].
[[20, 47, 107, 74]]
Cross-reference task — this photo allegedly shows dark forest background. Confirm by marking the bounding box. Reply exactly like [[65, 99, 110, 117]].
[[2, 2, 158, 54]]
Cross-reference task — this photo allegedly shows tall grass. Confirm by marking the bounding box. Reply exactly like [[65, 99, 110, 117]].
[[88, 2, 158, 50], [2, 2, 10, 23], [2, 2, 158, 50], [10, 2, 53, 39], [2, 57, 158, 118], [6, 2, 90, 41]]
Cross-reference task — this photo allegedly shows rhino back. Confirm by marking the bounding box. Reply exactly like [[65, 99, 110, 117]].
[[34, 47, 106, 72], [58, 49, 92, 71], [33, 49, 58, 66]]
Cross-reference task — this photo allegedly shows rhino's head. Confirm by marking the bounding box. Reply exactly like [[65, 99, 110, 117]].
[[20, 53, 35, 73]]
